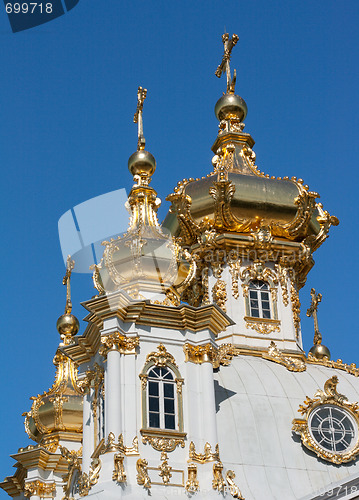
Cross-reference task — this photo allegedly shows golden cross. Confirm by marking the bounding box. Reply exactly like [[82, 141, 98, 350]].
[[215, 33, 239, 94], [133, 86, 147, 151], [63, 255, 75, 314], [306, 288, 322, 344]]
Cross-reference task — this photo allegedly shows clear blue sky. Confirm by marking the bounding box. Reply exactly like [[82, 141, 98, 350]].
[[1, 0, 358, 491]]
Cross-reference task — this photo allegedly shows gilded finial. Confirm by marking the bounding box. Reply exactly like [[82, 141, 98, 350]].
[[215, 33, 239, 94], [307, 288, 330, 359], [134, 86, 147, 151], [63, 255, 75, 314]]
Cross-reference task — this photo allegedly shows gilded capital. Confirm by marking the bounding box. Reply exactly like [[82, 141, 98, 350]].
[[99, 332, 139, 357], [183, 343, 218, 365]]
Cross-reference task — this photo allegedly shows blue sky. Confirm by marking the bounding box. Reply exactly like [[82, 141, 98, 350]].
[[0, 0, 358, 491]]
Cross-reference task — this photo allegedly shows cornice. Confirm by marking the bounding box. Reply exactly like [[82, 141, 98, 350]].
[[10, 446, 68, 473]]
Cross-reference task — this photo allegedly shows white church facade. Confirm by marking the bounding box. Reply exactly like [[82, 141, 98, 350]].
[[2, 35, 359, 500]]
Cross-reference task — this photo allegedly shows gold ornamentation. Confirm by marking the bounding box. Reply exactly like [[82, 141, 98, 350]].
[[263, 341, 306, 372], [212, 461, 226, 492], [103, 433, 139, 455], [63, 255, 75, 315], [202, 266, 210, 305], [212, 279, 227, 312], [99, 331, 139, 357], [183, 343, 218, 365], [141, 430, 186, 452], [244, 316, 280, 335], [213, 343, 236, 369], [229, 259, 240, 299], [307, 354, 359, 377], [158, 452, 172, 485], [146, 344, 178, 368], [24, 481, 56, 498], [59, 446, 82, 500], [136, 458, 151, 489], [289, 278, 301, 340], [226, 470, 244, 499], [134, 86, 147, 151], [276, 264, 290, 306], [215, 32, 239, 94], [292, 376, 359, 464], [185, 463, 199, 492], [240, 262, 278, 302], [77, 458, 101, 497], [189, 441, 220, 463], [113, 453, 126, 483]]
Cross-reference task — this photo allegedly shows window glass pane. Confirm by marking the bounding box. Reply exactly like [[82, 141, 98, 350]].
[[164, 383, 174, 398], [261, 292, 269, 300], [163, 370, 173, 380], [149, 367, 160, 378], [251, 308, 259, 318], [250, 299, 259, 308], [164, 398, 175, 414], [165, 414, 175, 429], [249, 290, 257, 298], [149, 396, 159, 412], [262, 310, 271, 319], [148, 381, 159, 396], [262, 301, 270, 310], [149, 412, 160, 428]]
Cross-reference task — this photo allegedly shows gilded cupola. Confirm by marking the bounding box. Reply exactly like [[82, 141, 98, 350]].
[[23, 257, 83, 450], [163, 34, 338, 289], [92, 87, 195, 303]]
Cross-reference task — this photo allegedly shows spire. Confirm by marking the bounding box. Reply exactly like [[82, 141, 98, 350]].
[[215, 33, 239, 94], [56, 257, 79, 345], [307, 288, 330, 360], [134, 86, 147, 151]]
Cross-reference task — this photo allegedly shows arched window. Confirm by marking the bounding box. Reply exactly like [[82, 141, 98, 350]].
[[249, 280, 271, 319], [148, 366, 176, 430]]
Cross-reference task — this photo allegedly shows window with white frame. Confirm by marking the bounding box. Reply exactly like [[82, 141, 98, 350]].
[[147, 366, 176, 430], [249, 280, 271, 319]]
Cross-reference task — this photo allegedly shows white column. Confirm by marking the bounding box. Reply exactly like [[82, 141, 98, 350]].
[[82, 391, 93, 473], [200, 360, 218, 448], [105, 348, 122, 438], [122, 354, 137, 444]]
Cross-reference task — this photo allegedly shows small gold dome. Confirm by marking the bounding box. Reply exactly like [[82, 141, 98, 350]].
[[56, 313, 80, 337], [309, 343, 331, 360], [215, 93, 248, 121], [128, 150, 156, 179]]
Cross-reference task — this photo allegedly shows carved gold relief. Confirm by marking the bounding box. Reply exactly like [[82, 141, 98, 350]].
[[99, 331, 139, 358], [244, 316, 280, 335], [292, 376, 359, 464], [289, 279, 301, 340], [59, 446, 82, 500], [229, 259, 240, 299], [189, 441, 220, 463], [212, 461, 226, 492], [24, 481, 56, 498], [226, 470, 245, 499], [136, 458, 151, 489], [141, 430, 186, 452], [146, 344, 178, 368], [183, 343, 218, 364], [103, 432, 139, 455], [77, 458, 101, 497], [112, 453, 126, 483], [263, 342, 306, 372], [212, 279, 227, 312], [307, 354, 359, 377], [185, 463, 199, 492], [158, 452, 172, 485]]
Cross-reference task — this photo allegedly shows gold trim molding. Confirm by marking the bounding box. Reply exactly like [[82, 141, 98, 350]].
[[307, 353, 359, 377], [292, 376, 359, 464], [263, 341, 306, 372]]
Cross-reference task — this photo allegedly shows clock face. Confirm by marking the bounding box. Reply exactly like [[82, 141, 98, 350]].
[[308, 404, 358, 454]]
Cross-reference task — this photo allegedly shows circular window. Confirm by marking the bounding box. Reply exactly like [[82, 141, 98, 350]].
[[308, 404, 358, 454]]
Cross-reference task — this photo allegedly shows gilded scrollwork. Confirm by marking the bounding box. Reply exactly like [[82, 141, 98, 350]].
[[185, 463, 199, 492], [24, 481, 56, 498], [244, 317, 280, 335], [212, 279, 227, 312], [99, 331, 139, 358], [183, 342, 218, 365], [112, 453, 126, 483], [136, 458, 151, 489], [103, 433, 139, 455], [146, 344, 178, 368], [212, 461, 226, 492], [226, 470, 245, 499], [229, 259, 240, 299], [307, 354, 359, 377], [240, 262, 278, 302], [77, 458, 101, 497], [292, 376, 359, 464], [141, 432, 185, 452], [189, 441, 220, 463], [158, 452, 172, 485], [263, 341, 306, 372], [59, 446, 82, 500]]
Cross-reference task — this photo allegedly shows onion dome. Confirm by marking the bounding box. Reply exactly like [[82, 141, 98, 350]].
[[23, 261, 83, 450], [163, 34, 338, 288], [93, 87, 195, 302]]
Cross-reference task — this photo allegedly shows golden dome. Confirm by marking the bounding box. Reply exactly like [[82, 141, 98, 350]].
[[23, 352, 83, 450]]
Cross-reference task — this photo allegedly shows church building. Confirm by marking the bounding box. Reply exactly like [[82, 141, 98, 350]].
[[2, 34, 359, 500]]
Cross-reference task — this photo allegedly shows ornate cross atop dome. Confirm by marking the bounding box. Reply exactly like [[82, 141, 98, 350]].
[[215, 33, 239, 94], [133, 86, 147, 151]]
